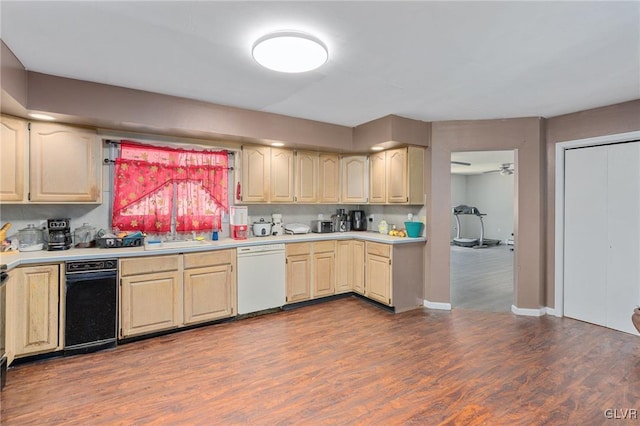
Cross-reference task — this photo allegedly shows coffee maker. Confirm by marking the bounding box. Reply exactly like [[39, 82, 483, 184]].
[[271, 214, 284, 236], [332, 209, 348, 232], [350, 210, 367, 231], [47, 218, 72, 250]]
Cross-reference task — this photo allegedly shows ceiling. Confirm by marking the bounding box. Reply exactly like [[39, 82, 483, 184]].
[[1, 1, 638, 128]]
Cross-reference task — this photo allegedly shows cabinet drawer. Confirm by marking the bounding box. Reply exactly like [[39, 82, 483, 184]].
[[286, 242, 311, 256], [184, 249, 234, 269], [366, 241, 391, 258], [313, 240, 335, 253], [120, 255, 180, 276]]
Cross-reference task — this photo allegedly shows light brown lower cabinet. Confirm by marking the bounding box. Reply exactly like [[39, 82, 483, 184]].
[[286, 241, 338, 302], [7, 264, 61, 361], [364, 241, 424, 312], [365, 242, 392, 305], [312, 241, 336, 297], [183, 250, 236, 325], [336, 240, 364, 294], [119, 250, 236, 339], [286, 243, 312, 303]]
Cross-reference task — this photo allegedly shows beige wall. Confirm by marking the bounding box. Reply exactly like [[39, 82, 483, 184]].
[[0, 40, 28, 116], [25, 72, 357, 152], [428, 118, 545, 309], [545, 99, 640, 307]]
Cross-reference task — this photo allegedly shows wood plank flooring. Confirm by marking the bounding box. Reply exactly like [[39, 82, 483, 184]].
[[451, 245, 513, 312], [2, 297, 640, 425]]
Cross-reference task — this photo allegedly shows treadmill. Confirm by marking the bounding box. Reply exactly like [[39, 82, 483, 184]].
[[452, 205, 501, 248]]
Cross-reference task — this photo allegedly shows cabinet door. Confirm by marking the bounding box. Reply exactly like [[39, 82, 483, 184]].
[[366, 253, 392, 305], [313, 242, 336, 297], [120, 271, 182, 337], [341, 155, 368, 203], [1, 115, 27, 202], [29, 122, 101, 202], [271, 148, 295, 202], [184, 264, 234, 325], [295, 151, 318, 203], [286, 254, 311, 303], [241, 145, 270, 202], [319, 153, 340, 203], [369, 151, 386, 203], [386, 148, 408, 203], [335, 240, 353, 293], [353, 240, 365, 295], [14, 264, 60, 356]]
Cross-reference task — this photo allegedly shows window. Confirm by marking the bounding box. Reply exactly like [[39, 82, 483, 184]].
[[112, 141, 229, 233]]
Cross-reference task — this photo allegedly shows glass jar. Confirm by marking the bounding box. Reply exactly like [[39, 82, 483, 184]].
[[74, 223, 97, 248], [18, 224, 45, 251]]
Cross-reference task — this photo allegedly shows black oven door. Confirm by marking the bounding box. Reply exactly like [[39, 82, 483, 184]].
[[65, 270, 117, 352]]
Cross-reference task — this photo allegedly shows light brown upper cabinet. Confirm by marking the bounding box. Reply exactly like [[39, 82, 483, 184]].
[[240, 145, 294, 203], [1, 118, 101, 203], [29, 122, 102, 203], [0, 115, 27, 202], [369, 146, 425, 204], [341, 155, 368, 204], [270, 148, 295, 202], [295, 151, 319, 203], [369, 151, 387, 203], [318, 153, 340, 203], [240, 145, 270, 202]]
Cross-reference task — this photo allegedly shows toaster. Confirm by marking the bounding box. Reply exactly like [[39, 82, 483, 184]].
[[310, 220, 334, 233]]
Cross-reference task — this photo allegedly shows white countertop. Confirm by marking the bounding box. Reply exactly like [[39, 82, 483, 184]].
[[0, 231, 425, 271]]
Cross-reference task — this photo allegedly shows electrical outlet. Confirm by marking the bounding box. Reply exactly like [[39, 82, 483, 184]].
[[368, 214, 375, 223], [39, 220, 48, 229]]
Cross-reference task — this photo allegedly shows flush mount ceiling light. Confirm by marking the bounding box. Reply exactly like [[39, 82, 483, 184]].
[[371, 146, 384, 151], [271, 142, 285, 147], [252, 31, 328, 73]]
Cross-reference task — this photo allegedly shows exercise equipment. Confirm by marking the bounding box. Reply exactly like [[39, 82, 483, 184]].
[[452, 205, 501, 248]]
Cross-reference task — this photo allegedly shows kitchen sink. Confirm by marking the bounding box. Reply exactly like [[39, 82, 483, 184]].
[[144, 239, 210, 251]]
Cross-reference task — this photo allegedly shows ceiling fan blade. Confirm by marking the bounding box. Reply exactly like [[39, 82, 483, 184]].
[[451, 161, 471, 166], [483, 169, 500, 174]]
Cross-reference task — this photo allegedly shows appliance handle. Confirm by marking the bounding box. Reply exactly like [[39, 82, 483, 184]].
[[66, 270, 117, 283]]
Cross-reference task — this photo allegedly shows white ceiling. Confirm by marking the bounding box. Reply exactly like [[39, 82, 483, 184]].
[[1, 1, 638, 128]]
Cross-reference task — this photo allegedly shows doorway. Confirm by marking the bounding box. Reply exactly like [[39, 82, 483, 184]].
[[450, 150, 515, 312]]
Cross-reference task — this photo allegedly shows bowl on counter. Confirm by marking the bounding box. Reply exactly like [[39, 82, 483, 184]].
[[404, 221, 424, 238]]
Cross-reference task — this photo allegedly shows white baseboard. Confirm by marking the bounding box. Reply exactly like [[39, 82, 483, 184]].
[[511, 305, 546, 316], [423, 300, 452, 310], [544, 307, 561, 317]]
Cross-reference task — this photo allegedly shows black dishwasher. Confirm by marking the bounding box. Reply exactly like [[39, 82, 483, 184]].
[[65, 259, 118, 355]]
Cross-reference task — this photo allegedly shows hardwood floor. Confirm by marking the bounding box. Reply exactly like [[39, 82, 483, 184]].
[[450, 244, 513, 312], [2, 297, 640, 425]]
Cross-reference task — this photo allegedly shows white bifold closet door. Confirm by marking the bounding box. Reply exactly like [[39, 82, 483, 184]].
[[564, 141, 640, 335]]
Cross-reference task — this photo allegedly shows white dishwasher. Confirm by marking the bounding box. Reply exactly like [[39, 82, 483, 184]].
[[236, 243, 286, 314]]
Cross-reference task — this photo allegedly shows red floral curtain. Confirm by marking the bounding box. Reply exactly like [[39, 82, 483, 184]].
[[112, 141, 229, 232]]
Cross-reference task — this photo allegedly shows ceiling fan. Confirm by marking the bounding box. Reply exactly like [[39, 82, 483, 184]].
[[451, 161, 471, 166], [485, 163, 515, 175]]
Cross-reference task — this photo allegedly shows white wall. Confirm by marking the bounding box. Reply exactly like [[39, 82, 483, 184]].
[[450, 173, 514, 242]]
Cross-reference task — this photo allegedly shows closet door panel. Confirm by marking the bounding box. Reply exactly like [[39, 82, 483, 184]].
[[563, 146, 608, 327], [605, 142, 640, 335]]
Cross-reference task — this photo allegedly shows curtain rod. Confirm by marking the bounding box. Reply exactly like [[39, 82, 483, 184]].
[[104, 139, 235, 170], [104, 139, 236, 155]]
